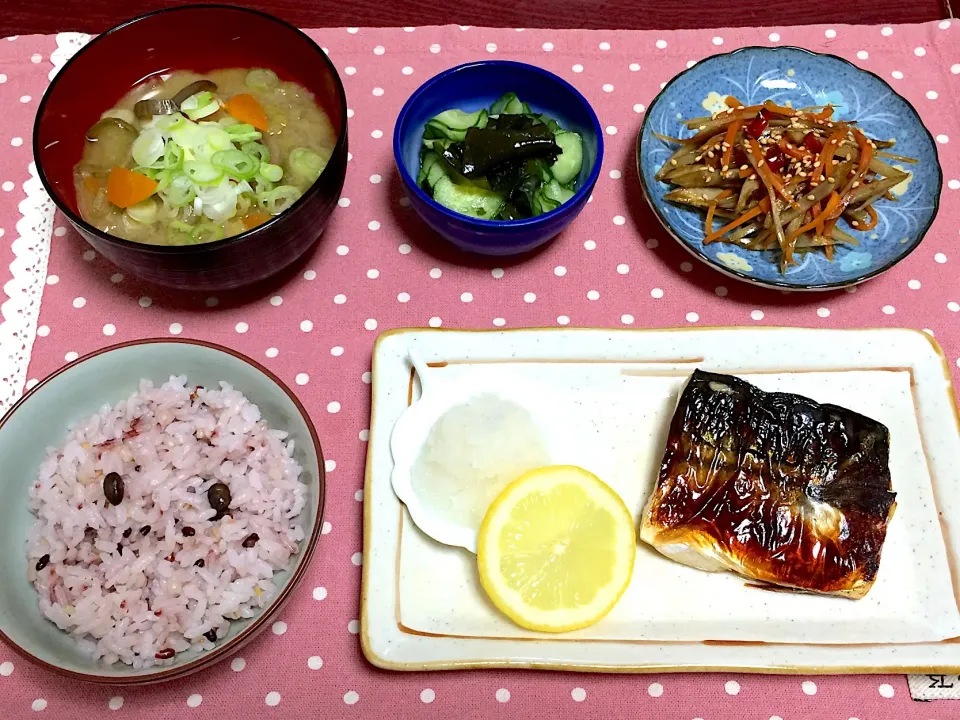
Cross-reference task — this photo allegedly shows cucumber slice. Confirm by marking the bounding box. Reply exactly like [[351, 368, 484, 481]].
[[490, 93, 518, 115], [424, 119, 467, 142], [418, 152, 440, 186], [432, 176, 505, 219], [551, 132, 583, 185], [541, 179, 576, 206], [417, 152, 449, 190], [426, 159, 448, 189], [432, 108, 488, 130], [535, 114, 562, 134], [504, 97, 528, 115]]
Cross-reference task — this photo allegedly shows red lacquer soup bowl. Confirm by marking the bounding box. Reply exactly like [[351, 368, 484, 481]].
[[33, 5, 348, 291]]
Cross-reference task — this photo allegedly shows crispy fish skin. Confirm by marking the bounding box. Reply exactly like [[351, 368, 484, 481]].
[[639, 370, 897, 599]]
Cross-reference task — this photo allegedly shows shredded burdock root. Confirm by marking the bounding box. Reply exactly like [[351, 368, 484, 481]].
[[654, 97, 916, 273]]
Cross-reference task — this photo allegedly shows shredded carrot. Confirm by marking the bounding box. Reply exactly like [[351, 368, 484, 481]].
[[786, 191, 841, 243], [811, 201, 824, 235], [226, 93, 269, 131], [720, 120, 742, 168], [242, 213, 272, 230], [822, 130, 874, 224], [703, 190, 733, 236], [811, 128, 848, 183], [778, 136, 812, 161], [858, 205, 879, 231], [106, 167, 158, 209], [746, 138, 799, 209], [761, 101, 800, 118], [813, 105, 835, 121], [724, 95, 744, 109], [704, 196, 769, 244], [824, 243, 834, 261], [82, 175, 102, 194], [850, 129, 874, 184]]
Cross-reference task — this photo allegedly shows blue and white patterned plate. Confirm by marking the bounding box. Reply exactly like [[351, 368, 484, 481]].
[[636, 46, 942, 290]]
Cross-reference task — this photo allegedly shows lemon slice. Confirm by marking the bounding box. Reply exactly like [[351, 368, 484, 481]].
[[477, 465, 636, 633]]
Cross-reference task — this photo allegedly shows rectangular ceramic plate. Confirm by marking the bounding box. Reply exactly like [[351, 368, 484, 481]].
[[361, 327, 960, 673]]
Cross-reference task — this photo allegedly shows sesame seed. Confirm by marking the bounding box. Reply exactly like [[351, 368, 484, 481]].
[[698, 125, 707, 131], [814, 161, 821, 168], [806, 194, 816, 201], [827, 122, 834, 128], [707, 151, 715, 158], [749, 174, 757, 180], [845, 153, 852, 161], [851, 220, 859, 227], [798, 171, 808, 178], [828, 177, 836, 183], [671, 159, 678, 166], [740, 164, 749, 171], [758, 160, 765, 167], [722, 164, 729, 172], [851, 181, 860, 188]]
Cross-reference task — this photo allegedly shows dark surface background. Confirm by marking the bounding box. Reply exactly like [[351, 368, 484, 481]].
[[0, 0, 954, 36]]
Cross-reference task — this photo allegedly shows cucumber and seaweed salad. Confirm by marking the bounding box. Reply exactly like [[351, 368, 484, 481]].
[[417, 93, 583, 220]]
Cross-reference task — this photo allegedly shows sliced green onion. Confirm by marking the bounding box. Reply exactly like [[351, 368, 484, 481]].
[[218, 116, 239, 128], [171, 122, 206, 150], [160, 175, 196, 208], [134, 166, 161, 180], [196, 128, 233, 159], [132, 129, 165, 168], [288, 147, 329, 184], [258, 185, 302, 214], [154, 113, 188, 133], [258, 162, 283, 183], [191, 223, 224, 243], [236, 194, 253, 215], [197, 180, 239, 222], [254, 175, 275, 193], [225, 123, 262, 143], [183, 160, 223, 185], [154, 169, 173, 192], [166, 225, 196, 245], [242, 142, 270, 164], [163, 142, 184, 169], [246, 68, 279, 90], [180, 92, 212, 112], [180, 91, 220, 121], [212, 149, 260, 181]]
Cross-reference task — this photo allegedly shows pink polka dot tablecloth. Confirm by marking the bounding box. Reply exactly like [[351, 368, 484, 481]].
[[1, 19, 960, 720]]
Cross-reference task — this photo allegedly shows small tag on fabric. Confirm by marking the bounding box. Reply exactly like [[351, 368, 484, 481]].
[[908, 674, 960, 700]]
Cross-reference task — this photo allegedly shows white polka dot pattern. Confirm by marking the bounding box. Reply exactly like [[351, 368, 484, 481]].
[[3, 21, 959, 720]]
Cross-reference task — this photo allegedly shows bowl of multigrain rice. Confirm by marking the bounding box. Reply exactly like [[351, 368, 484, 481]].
[[0, 338, 324, 684]]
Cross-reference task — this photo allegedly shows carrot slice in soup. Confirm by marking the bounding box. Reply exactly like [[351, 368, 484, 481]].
[[226, 94, 269, 131], [106, 167, 158, 209]]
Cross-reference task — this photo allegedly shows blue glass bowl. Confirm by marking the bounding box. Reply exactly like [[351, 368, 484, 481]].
[[394, 60, 603, 256], [637, 46, 941, 290]]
